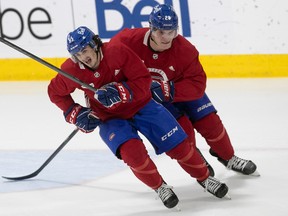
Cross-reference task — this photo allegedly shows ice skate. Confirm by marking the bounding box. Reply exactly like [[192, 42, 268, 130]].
[[198, 176, 229, 199], [155, 182, 179, 209], [210, 149, 258, 176], [196, 147, 215, 177]]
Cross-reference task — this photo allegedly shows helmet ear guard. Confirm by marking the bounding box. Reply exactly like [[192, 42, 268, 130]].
[[92, 35, 103, 52]]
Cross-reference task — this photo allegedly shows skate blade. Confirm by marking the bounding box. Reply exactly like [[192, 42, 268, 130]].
[[224, 193, 232, 200], [170, 205, 181, 212], [250, 170, 261, 177]]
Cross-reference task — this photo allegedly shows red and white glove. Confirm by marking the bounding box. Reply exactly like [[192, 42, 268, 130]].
[[64, 103, 101, 133], [150, 80, 175, 103]]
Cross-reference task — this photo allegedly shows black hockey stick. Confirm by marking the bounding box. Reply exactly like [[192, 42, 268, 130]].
[[0, 38, 96, 180], [0, 37, 97, 92], [2, 128, 80, 180]]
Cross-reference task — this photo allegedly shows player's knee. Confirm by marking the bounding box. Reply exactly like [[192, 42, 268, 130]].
[[194, 113, 224, 137], [166, 139, 194, 161], [119, 139, 148, 167], [177, 115, 195, 145]]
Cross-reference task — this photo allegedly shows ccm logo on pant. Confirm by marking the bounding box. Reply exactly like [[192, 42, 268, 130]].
[[161, 126, 178, 141]]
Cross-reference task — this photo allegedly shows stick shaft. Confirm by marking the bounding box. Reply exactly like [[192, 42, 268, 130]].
[[0, 37, 97, 92]]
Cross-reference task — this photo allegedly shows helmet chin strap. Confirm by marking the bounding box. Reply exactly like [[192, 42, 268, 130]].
[[92, 35, 103, 62], [148, 34, 161, 52], [90, 46, 102, 70], [150, 34, 158, 46], [94, 46, 100, 58]]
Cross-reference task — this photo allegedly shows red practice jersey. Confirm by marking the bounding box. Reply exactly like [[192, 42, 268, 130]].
[[111, 28, 207, 102], [48, 42, 152, 121]]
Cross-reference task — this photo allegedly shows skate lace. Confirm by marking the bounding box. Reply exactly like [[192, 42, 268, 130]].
[[227, 155, 249, 171], [156, 183, 174, 202], [203, 176, 222, 194]]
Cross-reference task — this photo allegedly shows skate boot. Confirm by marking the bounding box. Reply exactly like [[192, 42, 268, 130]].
[[196, 147, 215, 177], [198, 176, 229, 198], [155, 182, 179, 209], [209, 149, 257, 175]]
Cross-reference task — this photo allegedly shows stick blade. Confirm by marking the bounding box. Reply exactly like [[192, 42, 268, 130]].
[[2, 128, 79, 182], [2, 173, 37, 181]]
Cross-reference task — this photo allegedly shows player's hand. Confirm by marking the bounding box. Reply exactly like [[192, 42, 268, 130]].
[[150, 80, 175, 103], [94, 82, 132, 109], [64, 103, 101, 133]]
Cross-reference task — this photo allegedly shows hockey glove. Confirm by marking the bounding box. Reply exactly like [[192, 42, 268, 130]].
[[64, 103, 101, 133], [150, 80, 175, 103], [94, 82, 132, 109]]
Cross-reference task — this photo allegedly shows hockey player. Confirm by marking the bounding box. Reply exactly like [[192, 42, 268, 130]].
[[111, 4, 258, 176], [48, 26, 229, 209]]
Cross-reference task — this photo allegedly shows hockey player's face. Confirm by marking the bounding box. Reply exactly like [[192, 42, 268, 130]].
[[75, 46, 100, 70], [150, 29, 177, 51]]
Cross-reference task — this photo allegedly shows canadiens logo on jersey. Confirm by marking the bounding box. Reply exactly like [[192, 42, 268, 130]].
[[94, 72, 100, 78], [152, 54, 158, 59]]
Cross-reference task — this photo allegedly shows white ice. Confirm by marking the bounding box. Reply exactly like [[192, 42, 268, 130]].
[[0, 78, 288, 216]]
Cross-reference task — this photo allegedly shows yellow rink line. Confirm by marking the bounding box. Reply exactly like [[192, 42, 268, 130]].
[[200, 54, 288, 78], [0, 54, 288, 80]]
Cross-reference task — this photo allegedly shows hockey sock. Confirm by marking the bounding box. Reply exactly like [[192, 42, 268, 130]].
[[193, 113, 234, 160], [120, 139, 163, 189], [166, 139, 209, 182], [177, 115, 196, 147]]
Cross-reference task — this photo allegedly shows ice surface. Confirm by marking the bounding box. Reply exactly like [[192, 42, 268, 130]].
[[0, 78, 288, 216]]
